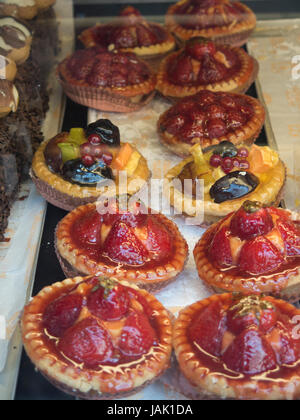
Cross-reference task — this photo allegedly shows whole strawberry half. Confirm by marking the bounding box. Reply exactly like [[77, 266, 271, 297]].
[[169, 54, 193, 85], [188, 301, 227, 357], [58, 317, 114, 368], [71, 210, 102, 248], [222, 327, 277, 375], [267, 323, 298, 365], [185, 38, 216, 60], [145, 217, 172, 261], [102, 221, 149, 266], [208, 225, 233, 268], [238, 236, 284, 275], [102, 199, 148, 228], [43, 293, 83, 338], [119, 310, 157, 357], [276, 218, 300, 256], [230, 202, 274, 241], [87, 279, 130, 321]]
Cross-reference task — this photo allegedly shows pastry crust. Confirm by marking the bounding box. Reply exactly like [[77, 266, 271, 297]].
[[166, 0, 256, 47], [173, 293, 300, 400], [194, 214, 300, 299], [57, 55, 157, 113], [35, 0, 56, 10], [0, 1, 38, 20], [55, 203, 189, 292], [158, 93, 266, 157], [156, 47, 258, 100], [31, 136, 151, 211], [21, 277, 173, 400], [164, 155, 286, 221]]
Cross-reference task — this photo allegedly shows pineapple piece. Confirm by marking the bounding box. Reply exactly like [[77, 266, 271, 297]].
[[57, 142, 80, 163], [190, 144, 210, 176], [124, 150, 141, 176], [68, 127, 86, 145]]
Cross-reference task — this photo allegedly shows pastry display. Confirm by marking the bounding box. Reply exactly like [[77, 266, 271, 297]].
[[156, 37, 258, 101], [79, 6, 176, 70], [158, 90, 265, 157], [55, 199, 188, 292], [166, 0, 256, 47], [57, 47, 156, 113], [0, 16, 32, 65], [31, 119, 151, 211], [164, 142, 286, 222], [21, 275, 172, 399], [194, 201, 300, 300], [173, 293, 300, 400]]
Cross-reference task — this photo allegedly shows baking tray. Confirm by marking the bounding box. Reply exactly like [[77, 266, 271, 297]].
[[0, 0, 74, 400]]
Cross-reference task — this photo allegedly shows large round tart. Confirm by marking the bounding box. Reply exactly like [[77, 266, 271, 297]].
[[173, 293, 300, 400], [21, 275, 172, 400]]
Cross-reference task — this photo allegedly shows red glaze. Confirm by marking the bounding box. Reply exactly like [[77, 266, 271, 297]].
[[160, 91, 254, 144], [207, 204, 300, 276], [66, 48, 151, 88], [42, 278, 159, 369]]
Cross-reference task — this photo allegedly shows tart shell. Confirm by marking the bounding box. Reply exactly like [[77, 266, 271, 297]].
[[57, 59, 157, 113], [173, 293, 300, 400], [157, 93, 266, 157], [156, 48, 259, 101], [194, 216, 300, 300], [165, 0, 256, 48], [164, 156, 286, 223], [30, 137, 151, 212], [21, 277, 173, 400], [55, 203, 189, 293]]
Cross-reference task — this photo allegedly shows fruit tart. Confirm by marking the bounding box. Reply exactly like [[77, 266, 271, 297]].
[[21, 275, 172, 400], [79, 6, 176, 70], [55, 199, 188, 293], [156, 37, 258, 101], [164, 142, 286, 222], [173, 293, 300, 400], [31, 119, 151, 211], [194, 201, 300, 301], [57, 47, 156, 113], [158, 90, 265, 157], [166, 0, 256, 48]]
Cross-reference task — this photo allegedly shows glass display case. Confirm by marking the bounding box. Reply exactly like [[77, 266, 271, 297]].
[[0, 0, 299, 401]]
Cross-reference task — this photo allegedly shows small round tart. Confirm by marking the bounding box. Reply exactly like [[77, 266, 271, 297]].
[[173, 293, 300, 400], [164, 142, 286, 222], [158, 90, 265, 157], [156, 37, 258, 101], [55, 200, 188, 293], [194, 202, 300, 300], [166, 0, 256, 47], [79, 6, 176, 69], [21, 275, 173, 400], [31, 120, 151, 211], [57, 47, 156, 113], [0, 16, 32, 65]]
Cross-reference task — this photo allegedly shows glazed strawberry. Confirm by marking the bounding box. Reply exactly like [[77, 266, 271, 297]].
[[71, 210, 102, 248], [185, 38, 216, 60], [119, 310, 157, 357], [206, 118, 227, 139], [146, 216, 172, 260], [188, 301, 227, 357], [102, 199, 148, 228], [136, 25, 158, 47], [238, 236, 285, 275], [276, 218, 300, 256], [198, 54, 227, 84], [230, 201, 274, 241], [87, 278, 130, 321], [267, 324, 298, 365], [43, 293, 83, 338], [227, 295, 277, 335], [169, 55, 193, 85], [58, 317, 114, 368], [222, 327, 277, 375], [164, 114, 186, 135], [102, 221, 149, 266], [208, 225, 233, 268]]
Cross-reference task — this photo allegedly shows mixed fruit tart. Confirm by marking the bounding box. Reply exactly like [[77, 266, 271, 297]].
[[55, 199, 188, 292], [173, 293, 300, 400], [157, 90, 265, 157], [31, 119, 151, 211], [194, 201, 300, 301], [156, 37, 258, 101], [164, 141, 286, 221], [79, 6, 176, 70], [21, 275, 172, 400], [165, 0, 256, 47], [57, 47, 156, 112]]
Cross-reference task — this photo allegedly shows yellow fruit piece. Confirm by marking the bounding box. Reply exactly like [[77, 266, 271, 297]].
[[68, 127, 86, 145], [124, 150, 141, 175], [248, 145, 279, 173], [190, 144, 210, 176], [57, 142, 80, 163], [112, 143, 134, 170]]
